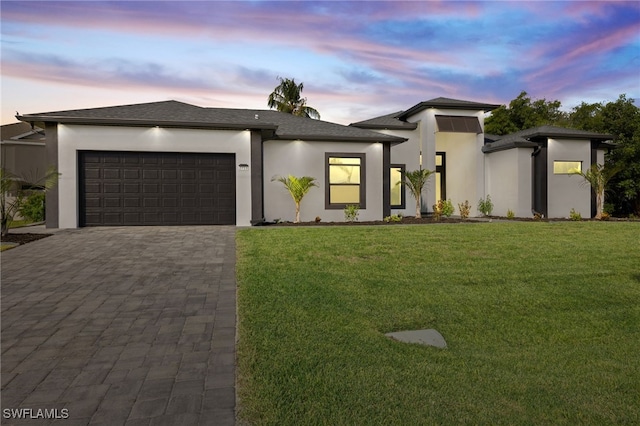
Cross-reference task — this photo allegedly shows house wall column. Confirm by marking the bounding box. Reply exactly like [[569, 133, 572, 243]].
[[45, 122, 59, 228], [423, 111, 437, 212]]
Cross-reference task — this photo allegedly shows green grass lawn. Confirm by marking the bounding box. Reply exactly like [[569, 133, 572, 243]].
[[237, 222, 640, 425]]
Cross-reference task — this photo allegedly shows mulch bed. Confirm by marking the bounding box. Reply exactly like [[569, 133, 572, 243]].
[[263, 216, 635, 226], [1, 233, 53, 245], [265, 217, 480, 226]]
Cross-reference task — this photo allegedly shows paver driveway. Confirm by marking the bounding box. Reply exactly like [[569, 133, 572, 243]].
[[1, 226, 236, 425]]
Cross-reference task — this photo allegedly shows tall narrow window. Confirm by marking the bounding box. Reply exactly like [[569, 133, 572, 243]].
[[390, 164, 405, 208], [435, 152, 446, 201], [326, 153, 366, 209]]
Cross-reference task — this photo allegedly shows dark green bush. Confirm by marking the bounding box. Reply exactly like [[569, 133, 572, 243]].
[[19, 191, 45, 222]]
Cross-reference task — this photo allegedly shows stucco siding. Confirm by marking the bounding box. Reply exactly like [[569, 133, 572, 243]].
[[56, 124, 252, 228], [382, 129, 421, 217], [435, 132, 480, 211], [485, 148, 532, 217], [263, 140, 384, 222], [547, 138, 591, 218], [385, 108, 486, 216]]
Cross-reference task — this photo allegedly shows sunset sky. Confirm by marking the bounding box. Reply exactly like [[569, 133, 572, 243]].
[[1, 1, 639, 125]]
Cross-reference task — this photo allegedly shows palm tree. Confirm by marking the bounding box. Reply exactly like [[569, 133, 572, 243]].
[[571, 163, 619, 219], [399, 169, 435, 218], [267, 77, 321, 119], [1, 166, 59, 236], [272, 175, 318, 223]]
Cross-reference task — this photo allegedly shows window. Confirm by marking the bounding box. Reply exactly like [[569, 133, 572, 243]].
[[435, 152, 446, 201], [390, 164, 405, 208], [553, 161, 582, 174], [326, 154, 365, 208]]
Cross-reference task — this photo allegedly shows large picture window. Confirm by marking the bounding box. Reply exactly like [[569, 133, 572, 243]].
[[553, 161, 582, 174], [390, 164, 405, 208], [326, 153, 366, 209]]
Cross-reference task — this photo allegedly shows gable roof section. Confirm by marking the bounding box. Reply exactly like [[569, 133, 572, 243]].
[[1, 122, 45, 143], [398, 97, 500, 120], [482, 125, 614, 153], [350, 111, 418, 130], [17, 101, 406, 144]]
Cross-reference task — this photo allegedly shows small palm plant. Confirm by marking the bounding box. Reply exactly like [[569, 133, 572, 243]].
[[272, 175, 318, 223], [398, 169, 435, 218], [571, 163, 619, 219]]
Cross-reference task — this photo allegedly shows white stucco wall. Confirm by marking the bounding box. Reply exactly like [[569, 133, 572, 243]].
[[377, 128, 421, 217], [385, 108, 487, 216], [263, 140, 384, 222], [56, 124, 252, 228], [435, 132, 481, 212], [547, 138, 592, 218], [485, 148, 533, 217]]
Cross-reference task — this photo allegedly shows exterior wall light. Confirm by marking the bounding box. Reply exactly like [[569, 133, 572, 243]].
[[239, 163, 249, 171]]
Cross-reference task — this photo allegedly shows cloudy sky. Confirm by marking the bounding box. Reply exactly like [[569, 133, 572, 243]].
[[1, 1, 639, 125]]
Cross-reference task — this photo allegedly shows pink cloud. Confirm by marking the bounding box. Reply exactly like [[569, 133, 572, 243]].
[[525, 23, 639, 83]]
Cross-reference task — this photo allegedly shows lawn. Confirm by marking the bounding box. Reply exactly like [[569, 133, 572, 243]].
[[236, 222, 640, 425]]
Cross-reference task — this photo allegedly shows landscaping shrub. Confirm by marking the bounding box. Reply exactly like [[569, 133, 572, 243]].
[[344, 205, 360, 222], [478, 195, 493, 216], [506, 209, 515, 219], [569, 208, 582, 221], [458, 200, 471, 219], [18, 191, 45, 222]]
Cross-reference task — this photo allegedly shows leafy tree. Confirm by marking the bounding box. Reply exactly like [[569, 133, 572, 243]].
[[272, 175, 318, 223], [1, 167, 59, 236], [571, 164, 619, 219], [267, 77, 321, 119], [485, 91, 567, 135], [568, 94, 640, 216], [568, 101, 604, 132], [399, 169, 435, 218]]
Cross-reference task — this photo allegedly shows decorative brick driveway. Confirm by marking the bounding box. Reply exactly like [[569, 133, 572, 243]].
[[1, 226, 236, 425]]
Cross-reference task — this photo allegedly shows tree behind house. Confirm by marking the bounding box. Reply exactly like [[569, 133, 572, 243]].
[[267, 77, 321, 119]]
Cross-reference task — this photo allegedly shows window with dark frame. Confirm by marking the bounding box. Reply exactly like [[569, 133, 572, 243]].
[[435, 152, 446, 201], [325, 153, 366, 209], [553, 161, 582, 174], [390, 164, 405, 209]]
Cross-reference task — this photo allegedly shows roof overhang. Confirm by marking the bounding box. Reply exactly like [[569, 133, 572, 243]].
[[267, 134, 408, 145], [16, 114, 278, 132], [482, 139, 539, 153], [521, 129, 613, 141], [399, 100, 500, 120]]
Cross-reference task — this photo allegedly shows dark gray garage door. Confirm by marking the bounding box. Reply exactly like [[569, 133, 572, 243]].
[[79, 151, 236, 226]]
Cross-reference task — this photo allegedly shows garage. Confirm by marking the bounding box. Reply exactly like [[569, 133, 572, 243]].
[[79, 151, 236, 226]]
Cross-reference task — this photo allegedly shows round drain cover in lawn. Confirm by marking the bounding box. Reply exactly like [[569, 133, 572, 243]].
[[385, 329, 447, 348]]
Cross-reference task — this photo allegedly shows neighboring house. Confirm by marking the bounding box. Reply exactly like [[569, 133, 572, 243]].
[[16, 97, 613, 228], [1, 122, 47, 179], [1, 123, 48, 221]]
